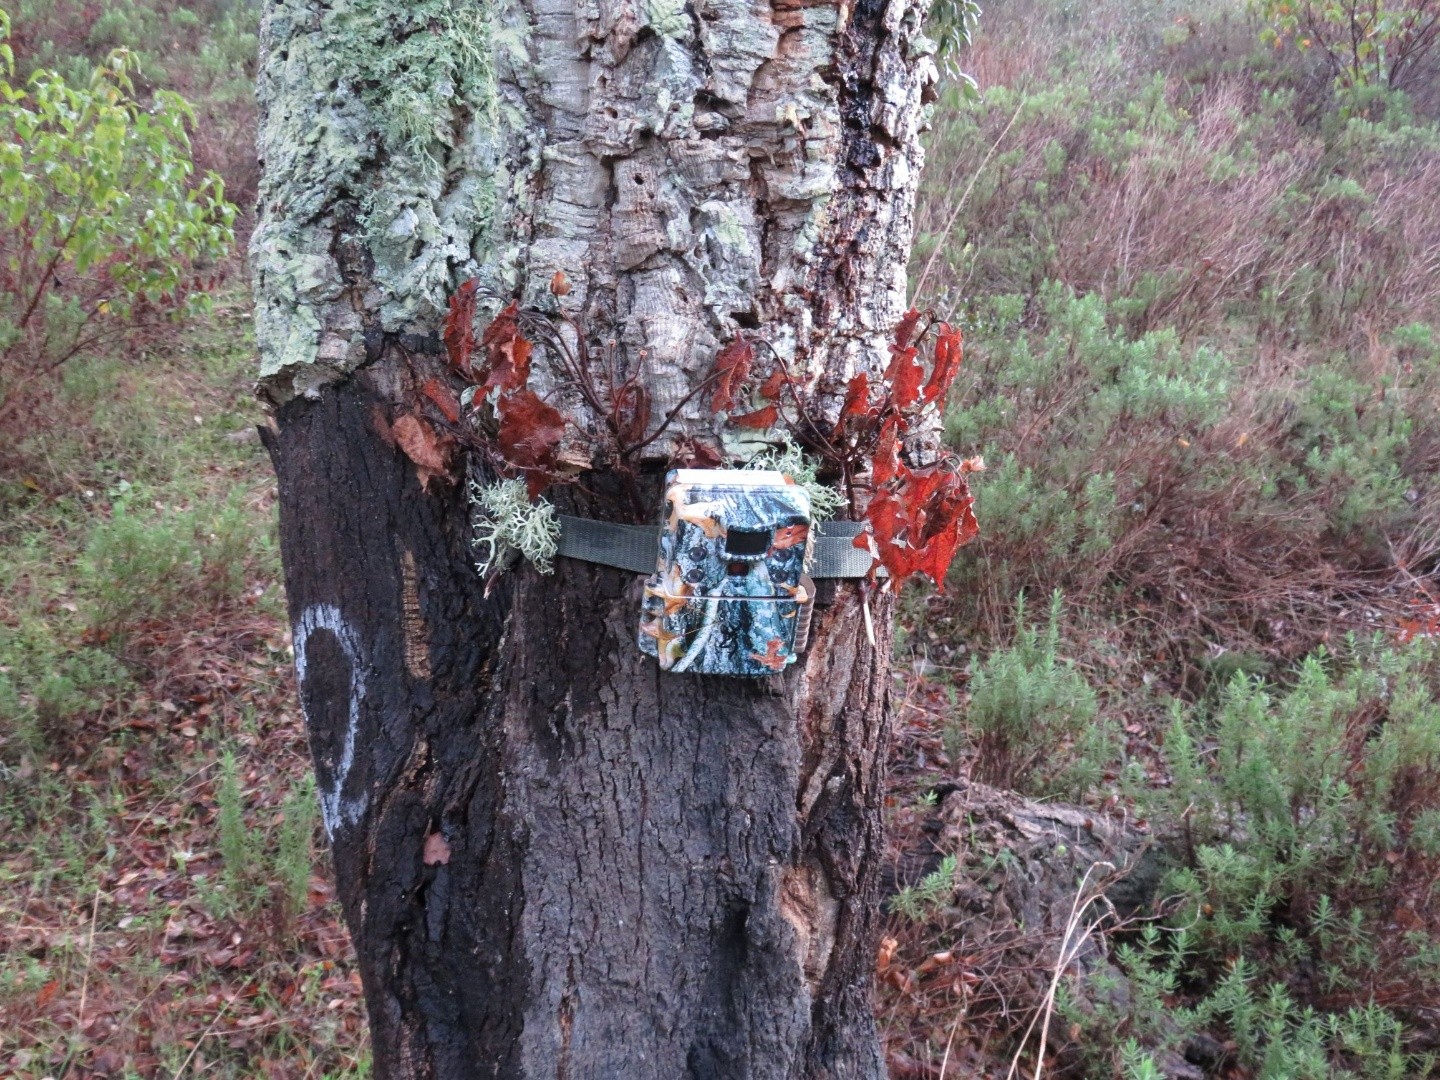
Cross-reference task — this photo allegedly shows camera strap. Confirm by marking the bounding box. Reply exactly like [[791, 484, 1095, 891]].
[[554, 515, 874, 579]]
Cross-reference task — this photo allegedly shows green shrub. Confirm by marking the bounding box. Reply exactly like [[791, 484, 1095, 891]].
[[1066, 926, 1430, 1078], [891, 854, 959, 921], [947, 591, 1113, 797], [213, 747, 256, 918], [0, 616, 133, 756], [1058, 640, 1440, 1073], [5, 0, 261, 199], [0, 10, 235, 421], [200, 752, 320, 928], [939, 276, 1437, 675], [1158, 640, 1440, 984], [78, 487, 265, 635], [278, 774, 318, 920], [922, 33, 1440, 671]]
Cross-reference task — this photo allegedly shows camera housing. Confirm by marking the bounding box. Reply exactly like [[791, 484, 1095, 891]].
[[638, 469, 813, 675]]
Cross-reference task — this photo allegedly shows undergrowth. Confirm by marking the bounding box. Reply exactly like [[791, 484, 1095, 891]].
[[4, 0, 260, 209], [0, 297, 368, 1078], [889, 0, 1440, 1073]]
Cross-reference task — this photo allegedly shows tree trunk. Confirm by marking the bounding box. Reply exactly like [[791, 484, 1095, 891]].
[[252, 0, 936, 1073]]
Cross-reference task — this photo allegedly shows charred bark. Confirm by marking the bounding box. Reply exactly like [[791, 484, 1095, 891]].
[[270, 365, 899, 1077]]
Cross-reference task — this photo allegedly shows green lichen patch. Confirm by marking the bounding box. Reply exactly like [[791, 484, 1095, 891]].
[[253, 0, 519, 398]]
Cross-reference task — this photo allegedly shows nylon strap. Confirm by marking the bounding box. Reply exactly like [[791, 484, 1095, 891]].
[[555, 515, 873, 579]]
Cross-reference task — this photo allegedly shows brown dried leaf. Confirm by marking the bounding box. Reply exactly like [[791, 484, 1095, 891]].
[[710, 335, 754, 413], [392, 413, 457, 491], [478, 302, 533, 395], [758, 367, 787, 402], [420, 377, 461, 425], [864, 462, 978, 591], [496, 390, 566, 496], [672, 437, 725, 469], [893, 307, 924, 351], [730, 404, 780, 430]]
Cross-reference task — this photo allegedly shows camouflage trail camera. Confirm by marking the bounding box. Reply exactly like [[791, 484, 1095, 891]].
[[638, 470, 815, 676]]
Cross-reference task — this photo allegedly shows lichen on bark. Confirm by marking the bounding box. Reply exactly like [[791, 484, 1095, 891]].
[[252, 0, 521, 401], [255, 0, 939, 466]]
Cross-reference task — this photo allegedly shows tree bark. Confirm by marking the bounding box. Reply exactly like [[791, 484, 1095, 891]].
[[252, 0, 936, 1073]]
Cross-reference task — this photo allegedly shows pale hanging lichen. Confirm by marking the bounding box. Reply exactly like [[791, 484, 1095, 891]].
[[746, 442, 845, 522], [469, 478, 561, 575]]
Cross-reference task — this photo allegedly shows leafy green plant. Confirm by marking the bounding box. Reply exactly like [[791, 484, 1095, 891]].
[[927, 0, 984, 93], [0, 11, 234, 421], [0, 617, 133, 756], [277, 774, 318, 921], [1161, 640, 1440, 955], [947, 591, 1111, 797], [1066, 925, 1430, 1079], [78, 487, 264, 636], [891, 854, 960, 921], [208, 752, 320, 931], [1069, 640, 1440, 1068], [214, 748, 256, 918], [1255, 0, 1440, 94]]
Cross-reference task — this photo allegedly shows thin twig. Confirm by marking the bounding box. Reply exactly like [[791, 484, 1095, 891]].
[[76, 888, 103, 1033], [913, 97, 1025, 304], [170, 981, 248, 1080], [937, 984, 968, 1078], [1004, 862, 1116, 1080]]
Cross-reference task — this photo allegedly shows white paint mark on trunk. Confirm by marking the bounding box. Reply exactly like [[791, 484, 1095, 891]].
[[294, 603, 369, 837]]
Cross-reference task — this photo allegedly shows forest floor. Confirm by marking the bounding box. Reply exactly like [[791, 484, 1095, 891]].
[[0, 301, 371, 1078]]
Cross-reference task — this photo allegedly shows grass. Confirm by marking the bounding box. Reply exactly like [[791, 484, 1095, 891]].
[[0, 297, 369, 1079]]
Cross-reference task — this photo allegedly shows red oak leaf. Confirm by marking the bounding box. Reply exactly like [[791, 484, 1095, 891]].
[[885, 344, 924, 412], [893, 308, 924, 351], [420, 377, 461, 425], [496, 390, 565, 496], [923, 323, 963, 405], [392, 412, 458, 491], [444, 279, 480, 378], [840, 372, 873, 419], [864, 463, 978, 591], [758, 368, 787, 402], [478, 301, 533, 395], [731, 403, 779, 429], [711, 335, 754, 413], [872, 416, 902, 486]]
